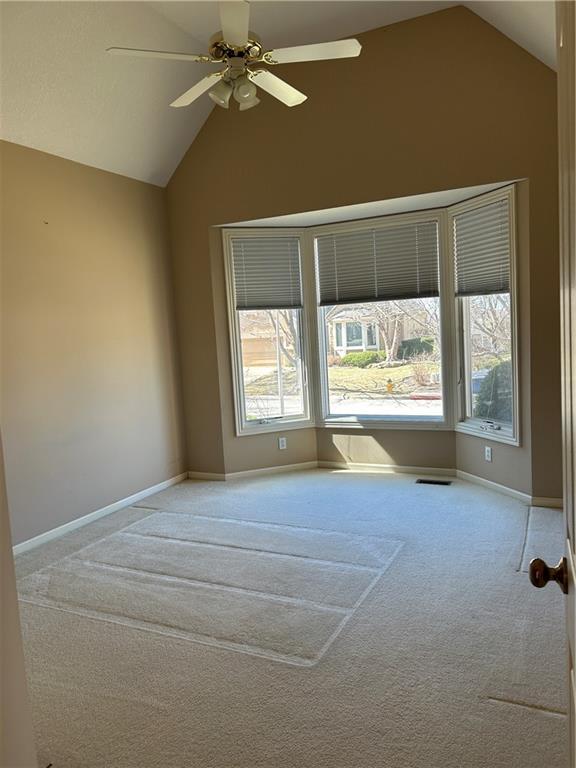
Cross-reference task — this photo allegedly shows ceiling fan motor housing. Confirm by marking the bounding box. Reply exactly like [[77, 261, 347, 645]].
[[209, 32, 263, 63]]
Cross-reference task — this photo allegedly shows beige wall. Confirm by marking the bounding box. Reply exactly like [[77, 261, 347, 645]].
[[167, 6, 560, 497], [1, 142, 185, 544], [316, 429, 456, 470]]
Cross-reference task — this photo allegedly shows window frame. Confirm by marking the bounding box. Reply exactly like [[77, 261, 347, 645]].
[[450, 185, 520, 446], [311, 209, 454, 430], [222, 228, 314, 436]]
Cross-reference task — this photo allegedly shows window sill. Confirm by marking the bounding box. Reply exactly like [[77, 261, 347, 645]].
[[236, 418, 315, 437], [455, 421, 519, 446], [318, 417, 451, 431], [237, 416, 454, 435]]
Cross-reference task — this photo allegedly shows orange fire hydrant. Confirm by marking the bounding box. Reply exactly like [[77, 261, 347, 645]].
[[386, 378, 394, 394]]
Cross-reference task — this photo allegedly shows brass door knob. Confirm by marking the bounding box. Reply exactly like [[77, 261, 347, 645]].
[[529, 557, 568, 594]]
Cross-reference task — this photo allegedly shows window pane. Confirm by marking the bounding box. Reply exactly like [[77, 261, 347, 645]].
[[367, 325, 377, 347], [466, 293, 513, 425], [335, 324, 343, 347], [323, 299, 443, 419], [346, 322, 362, 346], [238, 309, 305, 423]]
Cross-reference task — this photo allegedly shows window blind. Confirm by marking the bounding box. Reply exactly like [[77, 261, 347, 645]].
[[453, 198, 511, 297], [231, 236, 302, 310], [315, 220, 439, 306]]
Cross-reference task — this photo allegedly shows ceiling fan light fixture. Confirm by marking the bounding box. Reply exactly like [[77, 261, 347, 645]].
[[239, 95, 260, 111], [209, 79, 233, 108], [233, 75, 258, 104]]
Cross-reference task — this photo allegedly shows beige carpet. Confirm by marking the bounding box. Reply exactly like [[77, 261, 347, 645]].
[[16, 470, 568, 767]]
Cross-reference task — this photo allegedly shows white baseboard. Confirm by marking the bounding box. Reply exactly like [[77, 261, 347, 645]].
[[189, 461, 318, 481], [13, 462, 562, 556], [189, 459, 563, 512], [227, 461, 319, 479], [456, 470, 564, 508], [456, 469, 532, 504], [190, 461, 460, 482], [531, 496, 564, 510], [187, 471, 226, 481], [12, 472, 188, 555], [318, 461, 455, 478]]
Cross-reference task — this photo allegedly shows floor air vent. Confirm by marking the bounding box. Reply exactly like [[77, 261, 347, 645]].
[[416, 478, 452, 486]]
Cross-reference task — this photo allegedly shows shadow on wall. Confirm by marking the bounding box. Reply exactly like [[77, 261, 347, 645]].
[[317, 429, 457, 470]]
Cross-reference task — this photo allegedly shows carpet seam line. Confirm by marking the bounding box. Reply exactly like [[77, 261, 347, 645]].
[[140, 508, 394, 539], [45, 558, 357, 613], [17, 598, 319, 667], [485, 695, 567, 717], [117, 530, 386, 571], [516, 505, 532, 572], [311, 540, 405, 664], [142, 511, 392, 543]]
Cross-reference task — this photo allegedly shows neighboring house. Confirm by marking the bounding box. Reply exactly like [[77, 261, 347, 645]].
[[239, 311, 277, 367], [239, 310, 301, 368], [327, 310, 380, 356], [325, 306, 428, 358]]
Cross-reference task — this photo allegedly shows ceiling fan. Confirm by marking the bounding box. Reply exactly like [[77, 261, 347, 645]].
[[107, 1, 362, 111]]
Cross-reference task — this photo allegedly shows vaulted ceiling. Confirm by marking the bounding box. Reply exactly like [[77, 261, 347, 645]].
[[0, 2, 556, 187]]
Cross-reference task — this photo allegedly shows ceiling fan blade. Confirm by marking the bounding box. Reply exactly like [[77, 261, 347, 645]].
[[264, 39, 362, 65], [107, 47, 213, 63], [248, 70, 307, 107], [219, 1, 250, 47], [170, 72, 223, 108]]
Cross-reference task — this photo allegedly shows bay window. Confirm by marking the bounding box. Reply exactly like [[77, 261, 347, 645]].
[[223, 184, 518, 442]]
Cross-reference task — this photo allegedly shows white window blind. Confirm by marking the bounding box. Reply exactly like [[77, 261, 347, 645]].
[[315, 220, 439, 306], [453, 198, 511, 297], [231, 236, 303, 310]]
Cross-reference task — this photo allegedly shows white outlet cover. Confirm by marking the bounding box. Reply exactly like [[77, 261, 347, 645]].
[[484, 446, 492, 462], [278, 437, 287, 450]]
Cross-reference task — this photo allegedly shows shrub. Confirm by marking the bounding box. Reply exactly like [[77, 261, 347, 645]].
[[398, 336, 435, 360], [411, 355, 434, 386], [474, 360, 513, 423], [341, 351, 387, 368]]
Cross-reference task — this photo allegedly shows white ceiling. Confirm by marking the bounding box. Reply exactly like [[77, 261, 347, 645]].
[[0, 2, 556, 187]]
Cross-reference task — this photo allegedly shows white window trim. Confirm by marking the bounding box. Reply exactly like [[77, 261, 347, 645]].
[[450, 185, 520, 446], [222, 227, 314, 436], [222, 184, 520, 441]]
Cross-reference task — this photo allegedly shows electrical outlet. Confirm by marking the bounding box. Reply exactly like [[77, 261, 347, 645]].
[[278, 436, 287, 450], [484, 446, 492, 462]]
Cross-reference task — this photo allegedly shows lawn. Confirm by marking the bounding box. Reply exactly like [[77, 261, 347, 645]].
[[245, 362, 441, 398], [328, 363, 439, 396]]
